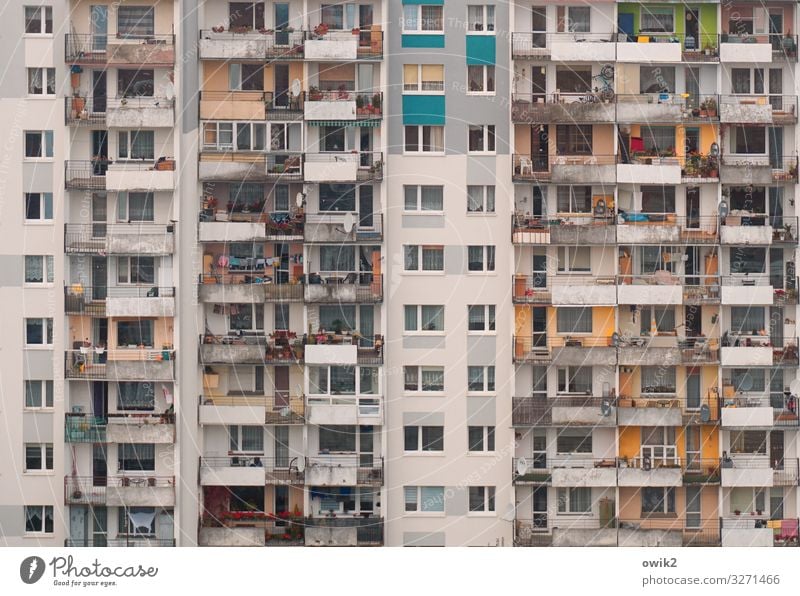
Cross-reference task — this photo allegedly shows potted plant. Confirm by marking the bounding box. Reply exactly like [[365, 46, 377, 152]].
[[308, 86, 323, 101], [331, 319, 345, 335], [704, 96, 718, 117], [734, 509, 741, 516], [211, 25, 225, 33], [355, 93, 365, 114], [371, 93, 382, 114], [313, 23, 329, 38], [70, 65, 83, 91], [699, 101, 708, 118]]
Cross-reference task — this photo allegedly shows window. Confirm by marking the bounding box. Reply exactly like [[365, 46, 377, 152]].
[[404, 366, 445, 392], [404, 305, 445, 332], [640, 126, 675, 155], [468, 426, 495, 452], [117, 256, 155, 284], [467, 245, 495, 272], [25, 318, 53, 346], [468, 305, 496, 332], [467, 65, 495, 93], [403, 5, 443, 32], [556, 429, 592, 454], [229, 2, 265, 30], [640, 7, 674, 33], [25, 380, 53, 409], [404, 426, 444, 452], [468, 125, 496, 153], [641, 487, 676, 515], [319, 184, 356, 211], [640, 66, 675, 94], [118, 130, 155, 160], [641, 186, 676, 213], [556, 307, 591, 334], [404, 125, 444, 153], [24, 130, 53, 158], [320, 3, 344, 28], [120, 507, 158, 536], [404, 185, 443, 212], [467, 5, 495, 32], [404, 245, 444, 272], [25, 505, 54, 534], [467, 186, 495, 213], [228, 426, 264, 453], [360, 367, 379, 395], [404, 486, 445, 513], [228, 63, 264, 91], [24, 255, 54, 284], [319, 425, 357, 452], [25, 192, 53, 221], [556, 66, 592, 94], [118, 383, 155, 411], [25, 444, 53, 472], [731, 68, 766, 95], [641, 366, 677, 394], [729, 186, 766, 213], [468, 366, 495, 392], [556, 186, 592, 213], [118, 443, 155, 471], [732, 126, 767, 154], [203, 122, 234, 151], [556, 125, 592, 155], [319, 245, 355, 272], [24, 6, 52, 34], [731, 307, 766, 335], [557, 487, 591, 514], [730, 247, 766, 275], [118, 6, 155, 37], [640, 306, 676, 335], [117, 69, 154, 97], [27, 68, 55, 96], [468, 486, 496, 513], [731, 369, 766, 393], [309, 366, 356, 395], [118, 192, 154, 222], [557, 367, 592, 394], [403, 64, 444, 92], [116, 320, 154, 347], [229, 304, 264, 331], [566, 6, 590, 33], [730, 431, 767, 455], [557, 247, 590, 273]]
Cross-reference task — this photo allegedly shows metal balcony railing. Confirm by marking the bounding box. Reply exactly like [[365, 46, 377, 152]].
[[65, 538, 176, 547], [305, 90, 383, 119], [720, 154, 798, 181], [199, 29, 307, 59], [615, 94, 720, 121], [64, 348, 174, 380], [65, 33, 176, 64], [305, 455, 384, 485], [65, 160, 108, 190], [197, 274, 305, 301], [722, 457, 800, 486], [65, 415, 106, 442], [303, 517, 384, 545], [64, 475, 175, 505], [200, 333, 304, 365], [719, 94, 798, 123], [64, 223, 175, 254], [720, 33, 798, 60], [510, 31, 618, 57], [200, 456, 305, 483], [65, 285, 174, 314], [512, 153, 617, 182]]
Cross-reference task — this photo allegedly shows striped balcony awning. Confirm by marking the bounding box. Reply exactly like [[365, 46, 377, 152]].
[[307, 120, 381, 128]]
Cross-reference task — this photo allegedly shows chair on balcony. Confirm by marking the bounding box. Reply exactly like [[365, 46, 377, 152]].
[[519, 157, 534, 176], [343, 272, 358, 284]]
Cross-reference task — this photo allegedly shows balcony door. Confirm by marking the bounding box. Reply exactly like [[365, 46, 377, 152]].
[[274, 366, 289, 409], [770, 305, 784, 347], [92, 443, 107, 487], [531, 125, 548, 172], [530, 7, 546, 49], [91, 256, 107, 300], [274, 425, 289, 468], [686, 370, 701, 410], [532, 250, 547, 289], [770, 430, 784, 470], [684, 8, 699, 50], [274, 3, 290, 45], [92, 70, 106, 113], [532, 486, 548, 530], [91, 5, 108, 52], [273, 64, 289, 108]]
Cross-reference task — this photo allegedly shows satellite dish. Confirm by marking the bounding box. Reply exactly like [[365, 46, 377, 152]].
[[343, 211, 356, 233], [718, 200, 729, 218], [296, 456, 306, 473], [295, 192, 305, 208], [501, 503, 516, 522], [601, 399, 612, 417], [790, 379, 800, 395], [164, 81, 175, 101], [700, 404, 710, 423], [738, 373, 754, 392], [516, 458, 529, 476], [710, 142, 720, 156], [611, 332, 621, 347], [291, 78, 302, 96]]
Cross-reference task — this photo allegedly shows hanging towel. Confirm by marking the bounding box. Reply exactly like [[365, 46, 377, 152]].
[[128, 510, 157, 534]]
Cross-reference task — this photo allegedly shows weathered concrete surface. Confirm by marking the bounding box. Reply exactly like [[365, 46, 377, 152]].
[[305, 527, 357, 546], [617, 163, 681, 184], [551, 406, 616, 426], [549, 224, 616, 245], [551, 164, 616, 184], [551, 284, 616, 305], [106, 168, 174, 191], [618, 407, 683, 427], [107, 104, 174, 128], [107, 41, 175, 64], [618, 528, 682, 547], [106, 421, 175, 444], [551, 466, 617, 487], [720, 225, 773, 245], [106, 360, 174, 381], [199, 284, 265, 304], [199, 37, 267, 60], [720, 162, 774, 185], [305, 463, 358, 486], [616, 224, 680, 244], [198, 404, 266, 427], [616, 101, 684, 123], [550, 346, 617, 366], [199, 527, 263, 546], [304, 219, 357, 242], [617, 284, 682, 305], [721, 528, 773, 547], [305, 100, 356, 120], [105, 232, 174, 254], [199, 222, 266, 242], [720, 102, 773, 124], [304, 38, 358, 61], [106, 296, 174, 317], [553, 527, 617, 547], [199, 466, 265, 486], [199, 343, 265, 364], [307, 404, 359, 425], [107, 485, 175, 507], [617, 346, 682, 366], [618, 467, 682, 487], [198, 159, 267, 181], [512, 101, 615, 123]]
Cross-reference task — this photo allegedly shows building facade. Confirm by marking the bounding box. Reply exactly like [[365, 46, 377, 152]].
[[0, 0, 797, 548]]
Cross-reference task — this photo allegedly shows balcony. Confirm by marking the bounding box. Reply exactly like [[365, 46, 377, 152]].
[[64, 160, 175, 191], [618, 273, 700, 305], [65, 285, 175, 317], [510, 32, 617, 62], [617, 519, 719, 547], [65, 538, 175, 547], [617, 449, 682, 487], [304, 455, 383, 486], [721, 517, 799, 547], [304, 275, 383, 304], [617, 336, 720, 366], [303, 152, 383, 182], [720, 276, 777, 305], [65, 97, 175, 128], [106, 413, 175, 444], [722, 456, 800, 486], [548, 458, 619, 488], [203, 91, 304, 121], [65, 349, 174, 381], [64, 224, 175, 255], [720, 33, 798, 63], [511, 216, 616, 246], [65, 415, 106, 442], [65, 476, 175, 507], [200, 456, 304, 486], [513, 154, 616, 184], [616, 36, 685, 63], [513, 275, 617, 306], [511, 94, 615, 124], [617, 397, 716, 427], [65, 160, 107, 190], [198, 29, 306, 60], [721, 396, 800, 428], [617, 155, 683, 185], [304, 212, 383, 243], [304, 30, 383, 61], [198, 276, 304, 304], [511, 396, 615, 427], [304, 90, 382, 121], [199, 334, 303, 365], [199, 394, 305, 425], [721, 215, 799, 245], [304, 335, 384, 366], [198, 211, 305, 242], [720, 155, 798, 185], [616, 94, 720, 124], [306, 395, 382, 425], [616, 216, 719, 244], [513, 336, 617, 366], [720, 336, 798, 366], [684, 278, 723, 305], [720, 95, 798, 124], [683, 459, 722, 485], [304, 517, 383, 546], [65, 33, 175, 65]]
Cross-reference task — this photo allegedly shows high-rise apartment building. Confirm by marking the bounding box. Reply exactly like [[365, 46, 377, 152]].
[[1, 0, 798, 549]]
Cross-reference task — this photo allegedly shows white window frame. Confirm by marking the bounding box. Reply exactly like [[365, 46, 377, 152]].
[[24, 443, 53, 473], [566, 6, 591, 33], [404, 305, 445, 334], [467, 365, 496, 393], [24, 6, 52, 35], [24, 317, 53, 347], [117, 192, 155, 223], [467, 5, 495, 34], [403, 64, 445, 94], [404, 245, 445, 273], [467, 245, 496, 272], [467, 185, 496, 214], [467, 65, 495, 95], [639, 7, 675, 34], [403, 366, 445, 393], [24, 505, 54, 534], [642, 487, 676, 515], [403, 425, 445, 453], [468, 124, 496, 154], [24, 130, 53, 160], [118, 130, 155, 160], [402, 5, 444, 34], [308, 365, 368, 396], [557, 366, 592, 395], [25, 380, 54, 409], [467, 304, 496, 334], [116, 256, 155, 285], [228, 303, 264, 333], [404, 486, 445, 514], [404, 125, 445, 155], [468, 486, 496, 515], [403, 185, 444, 213], [27, 67, 55, 96], [24, 255, 54, 285], [557, 487, 592, 514], [24, 192, 53, 223], [557, 246, 591, 274], [228, 425, 264, 454], [468, 426, 495, 453]]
